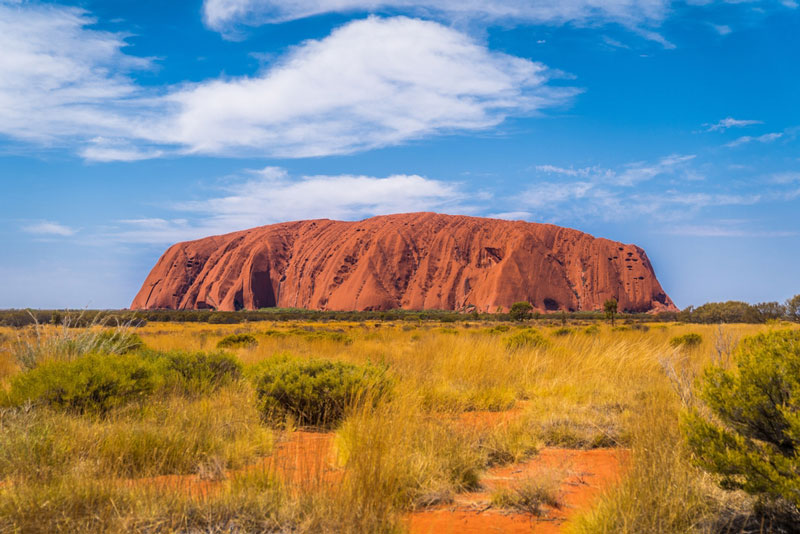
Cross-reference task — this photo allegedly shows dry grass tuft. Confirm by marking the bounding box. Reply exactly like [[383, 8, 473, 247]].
[[491, 468, 566, 516]]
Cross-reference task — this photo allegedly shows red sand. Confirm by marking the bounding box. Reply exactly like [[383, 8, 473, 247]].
[[123, 409, 627, 534], [408, 448, 628, 534], [128, 430, 337, 497]]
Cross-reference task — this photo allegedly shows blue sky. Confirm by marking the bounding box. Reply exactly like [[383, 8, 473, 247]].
[[1, 0, 799, 309]]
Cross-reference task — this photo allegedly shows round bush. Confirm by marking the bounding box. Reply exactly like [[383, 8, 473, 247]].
[[505, 330, 549, 351], [250, 354, 390, 428], [217, 333, 258, 349], [7, 353, 159, 414], [150, 350, 242, 394], [669, 333, 702, 348]]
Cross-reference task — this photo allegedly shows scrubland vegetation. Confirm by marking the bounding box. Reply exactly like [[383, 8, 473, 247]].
[[0, 314, 798, 533], [1, 292, 798, 327]]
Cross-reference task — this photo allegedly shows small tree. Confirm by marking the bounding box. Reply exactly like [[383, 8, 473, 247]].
[[755, 301, 787, 322], [683, 330, 800, 513], [603, 298, 618, 326], [509, 301, 533, 322], [786, 294, 800, 322]]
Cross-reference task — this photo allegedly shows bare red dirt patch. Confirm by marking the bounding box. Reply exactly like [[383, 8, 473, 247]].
[[123, 408, 626, 534], [127, 430, 337, 497], [407, 447, 628, 534]]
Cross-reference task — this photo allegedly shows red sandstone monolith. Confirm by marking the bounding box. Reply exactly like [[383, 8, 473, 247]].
[[131, 212, 676, 313]]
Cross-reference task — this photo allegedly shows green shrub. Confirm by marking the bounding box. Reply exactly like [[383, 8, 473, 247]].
[[263, 329, 289, 338], [683, 330, 800, 512], [250, 354, 390, 428], [583, 325, 600, 335], [216, 333, 258, 349], [551, 327, 572, 337], [484, 325, 511, 335], [6, 353, 159, 414], [264, 328, 353, 344], [669, 333, 702, 348], [504, 330, 549, 351], [150, 350, 242, 394], [296, 329, 353, 344]]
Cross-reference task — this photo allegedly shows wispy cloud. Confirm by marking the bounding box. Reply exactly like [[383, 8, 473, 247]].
[[0, 2, 151, 145], [725, 132, 783, 148], [704, 117, 762, 132], [106, 168, 470, 243], [203, 0, 673, 37], [533, 164, 598, 177], [771, 172, 800, 184], [80, 138, 164, 162], [665, 224, 798, 238], [534, 154, 696, 186], [601, 36, 630, 49], [22, 221, 77, 237], [84, 157, 800, 245], [202, 0, 795, 47], [512, 154, 783, 224], [489, 211, 534, 221], [712, 24, 732, 36]]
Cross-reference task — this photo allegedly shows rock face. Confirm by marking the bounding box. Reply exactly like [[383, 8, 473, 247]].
[[131, 213, 676, 313]]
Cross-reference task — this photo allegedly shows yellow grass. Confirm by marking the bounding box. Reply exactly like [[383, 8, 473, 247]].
[[0, 318, 796, 532]]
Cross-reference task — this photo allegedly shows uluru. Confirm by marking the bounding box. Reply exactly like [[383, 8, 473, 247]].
[[131, 212, 676, 313]]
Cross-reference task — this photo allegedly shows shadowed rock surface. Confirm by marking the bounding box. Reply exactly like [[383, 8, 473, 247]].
[[131, 213, 676, 313]]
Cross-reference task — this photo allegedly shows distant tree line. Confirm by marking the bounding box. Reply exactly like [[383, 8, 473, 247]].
[[0, 307, 609, 327], [655, 295, 800, 324], [0, 294, 797, 327]]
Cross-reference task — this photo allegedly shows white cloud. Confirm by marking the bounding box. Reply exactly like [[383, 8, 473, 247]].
[[203, 0, 673, 33], [80, 137, 164, 162], [0, 9, 575, 161], [614, 154, 696, 185], [512, 154, 769, 223], [712, 24, 732, 35], [704, 116, 762, 132], [89, 159, 800, 244], [108, 169, 469, 243], [534, 154, 695, 186], [520, 181, 595, 208], [725, 132, 783, 148], [489, 211, 534, 220], [159, 16, 576, 157], [22, 221, 77, 236], [534, 164, 595, 177], [203, 0, 795, 46], [0, 1, 151, 145], [602, 35, 631, 48], [771, 172, 800, 184], [665, 224, 797, 238]]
